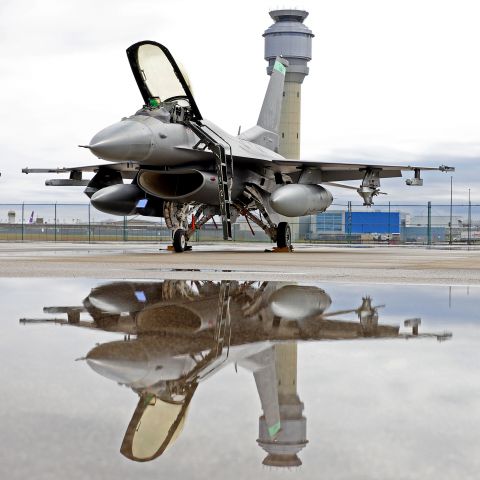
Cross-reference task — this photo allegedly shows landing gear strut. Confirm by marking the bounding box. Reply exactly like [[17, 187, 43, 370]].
[[164, 202, 194, 253], [276, 222, 291, 249], [234, 187, 293, 251], [165, 202, 216, 252]]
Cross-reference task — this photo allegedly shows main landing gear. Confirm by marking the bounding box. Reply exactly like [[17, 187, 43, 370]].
[[170, 220, 292, 252], [234, 187, 293, 252], [276, 222, 292, 249], [164, 197, 293, 253]]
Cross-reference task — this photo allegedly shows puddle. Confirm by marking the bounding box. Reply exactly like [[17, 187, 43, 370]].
[[2, 278, 479, 479]]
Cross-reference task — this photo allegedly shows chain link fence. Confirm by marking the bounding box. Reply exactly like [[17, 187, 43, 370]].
[[0, 202, 478, 245]]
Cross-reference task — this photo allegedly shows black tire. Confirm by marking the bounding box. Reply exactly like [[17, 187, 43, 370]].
[[276, 222, 291, 249], [173, 229, 187, 252]]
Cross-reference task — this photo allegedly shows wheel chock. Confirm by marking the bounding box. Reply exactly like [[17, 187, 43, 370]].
[[272, 246, 293, 253], [264, 246, 294, 253], [166, 245, 192, 252]]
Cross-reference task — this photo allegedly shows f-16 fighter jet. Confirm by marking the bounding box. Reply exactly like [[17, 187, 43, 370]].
[[23, 41, 454, 251]]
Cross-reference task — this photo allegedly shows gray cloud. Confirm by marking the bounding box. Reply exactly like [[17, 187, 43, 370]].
[[0, 0, 478, 212]]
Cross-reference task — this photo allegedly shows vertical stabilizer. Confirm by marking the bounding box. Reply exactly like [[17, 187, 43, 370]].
[[257, 57, 289, 133], [239, 57, 288, 152], [238, 347, 281, 437]]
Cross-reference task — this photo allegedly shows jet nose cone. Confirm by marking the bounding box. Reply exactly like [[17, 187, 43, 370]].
[[88, 119, 152, 161]]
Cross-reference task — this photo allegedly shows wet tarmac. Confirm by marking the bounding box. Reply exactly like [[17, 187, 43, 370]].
[[2, 277, 479, 479], [1, 242, 480, 284]]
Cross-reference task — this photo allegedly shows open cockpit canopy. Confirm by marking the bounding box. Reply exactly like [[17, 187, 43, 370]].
[[126, 40, 202, 119], [120, 386, 196, 462]]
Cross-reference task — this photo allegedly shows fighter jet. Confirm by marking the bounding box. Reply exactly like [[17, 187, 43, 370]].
[[20, 280, 451, 464], [23, 41, 454, 251]]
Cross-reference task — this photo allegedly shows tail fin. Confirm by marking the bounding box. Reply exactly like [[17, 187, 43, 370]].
[[239, 57, 288, 152], [257, 57, 288, 132]]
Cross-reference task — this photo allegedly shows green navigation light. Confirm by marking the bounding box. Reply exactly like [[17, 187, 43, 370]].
[[268, 421, 281, 438], [273, 61, 286, 75]]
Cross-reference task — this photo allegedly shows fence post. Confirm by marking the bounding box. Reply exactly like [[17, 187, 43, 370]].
[[449, 176, 453, 245], [427, 201, 432, 246], [388, 201, 391, 244], [21, 203, 24, 241], [468, 189, 471, 246], [123, 216, 127, 242], [54, 203, 57, 242], [88, 204, 91, 243], [346, 201, 352, 244]]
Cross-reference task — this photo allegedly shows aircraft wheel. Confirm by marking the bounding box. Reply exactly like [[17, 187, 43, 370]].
[[276, 222, 291, 249], [173, 229, 187, 252]]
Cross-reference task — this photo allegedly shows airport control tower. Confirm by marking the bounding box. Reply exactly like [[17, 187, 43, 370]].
[[263, 9, 314, 159]]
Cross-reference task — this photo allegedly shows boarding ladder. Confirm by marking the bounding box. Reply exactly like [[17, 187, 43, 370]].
[[186, 120, 233, 240], [178, 281, 232, 383], [213, 280, 232, 357]]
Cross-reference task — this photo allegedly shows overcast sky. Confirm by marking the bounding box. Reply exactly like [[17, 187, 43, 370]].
[[0, 0, 479, 204]]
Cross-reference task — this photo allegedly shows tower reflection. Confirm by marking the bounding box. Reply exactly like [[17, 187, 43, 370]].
[[257, 343, 307, 467]]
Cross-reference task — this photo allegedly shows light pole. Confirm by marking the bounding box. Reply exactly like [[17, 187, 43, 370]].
[[449, 176, 453, 245], [468, 188, 471, 246]]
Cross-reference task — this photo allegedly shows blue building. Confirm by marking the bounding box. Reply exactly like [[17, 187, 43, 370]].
[[348, 212, 400, 234], [312, 210, 401, 237]]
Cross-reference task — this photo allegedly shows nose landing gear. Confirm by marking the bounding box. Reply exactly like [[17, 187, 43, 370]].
[[173, 228, 187, 253]]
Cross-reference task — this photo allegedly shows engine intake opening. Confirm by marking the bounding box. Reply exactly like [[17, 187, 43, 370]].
[[137, 169, 220, 204], [139, 170, 203, 198], [137, 305, 202, 333]]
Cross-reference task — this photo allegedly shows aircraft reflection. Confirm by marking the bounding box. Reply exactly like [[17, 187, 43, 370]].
[[20, 280, 451, 467]]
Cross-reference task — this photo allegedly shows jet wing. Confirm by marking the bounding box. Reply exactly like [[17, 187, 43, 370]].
[[271, 158, 454, 183]]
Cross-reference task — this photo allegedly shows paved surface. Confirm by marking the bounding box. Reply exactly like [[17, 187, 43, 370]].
[[0, 242, 479, 285]]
